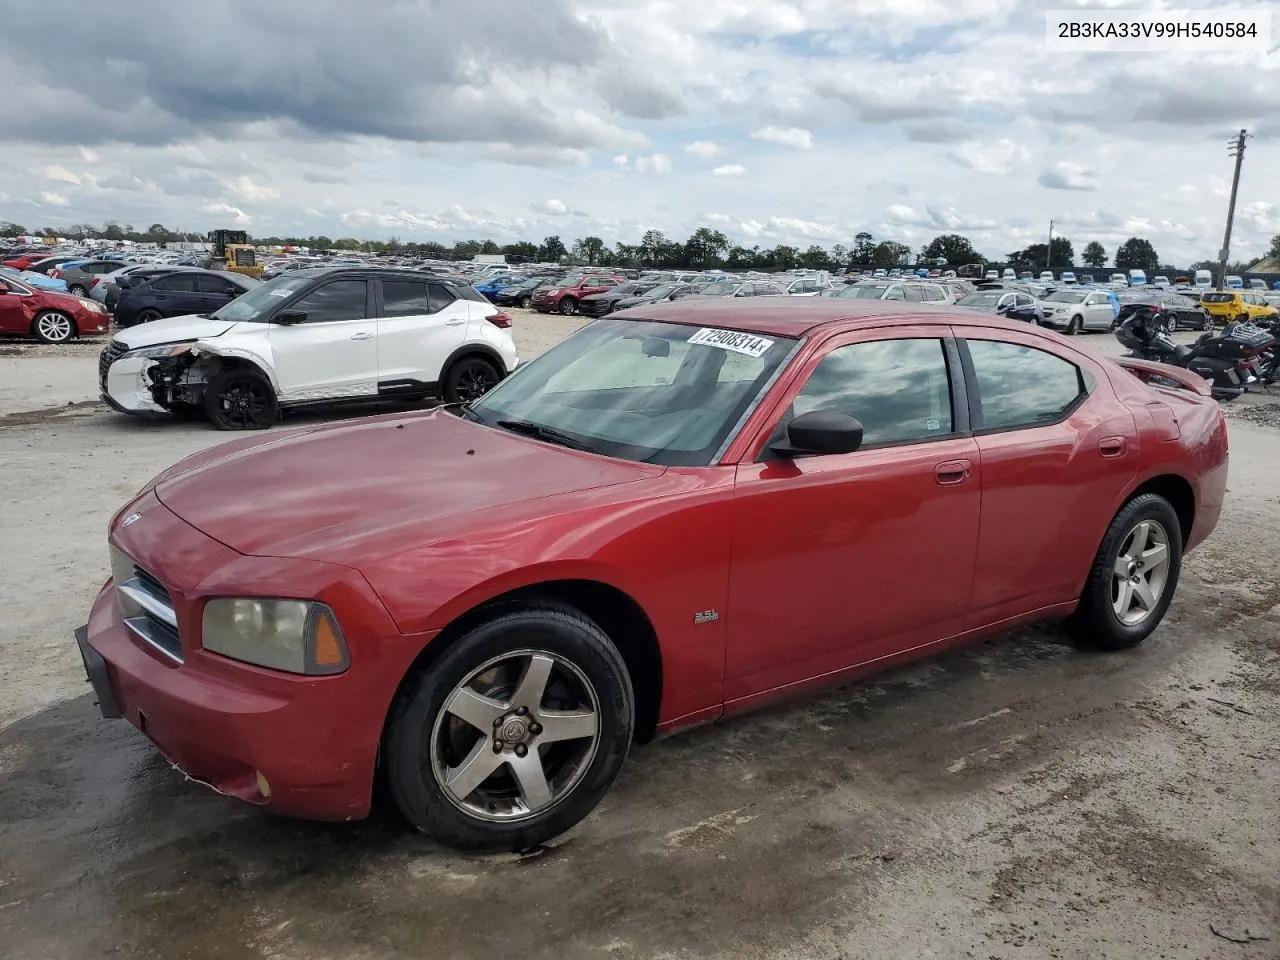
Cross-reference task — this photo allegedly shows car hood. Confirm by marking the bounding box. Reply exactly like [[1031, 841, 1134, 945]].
[[112, 314, 241, 348], [152, 409, 665, 562]]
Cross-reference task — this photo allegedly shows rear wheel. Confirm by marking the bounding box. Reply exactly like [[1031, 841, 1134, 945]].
[[68, 283, 88, 296], [520, 295, 533, 309], [384, 604, 634, 851], [32, 311, 76, 344], [442, 356, 501, 403], [202, 368, 278, 430], [1069, 494, 1182, 651]]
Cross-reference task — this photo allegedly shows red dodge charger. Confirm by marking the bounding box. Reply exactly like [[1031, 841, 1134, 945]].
[[77, 299, 1227, 850]]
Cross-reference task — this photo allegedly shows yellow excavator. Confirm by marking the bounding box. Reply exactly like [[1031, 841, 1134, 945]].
[[206, 229, 264, 279]]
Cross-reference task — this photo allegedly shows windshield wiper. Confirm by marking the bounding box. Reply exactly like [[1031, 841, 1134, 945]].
[[496, 419, 595, 452]]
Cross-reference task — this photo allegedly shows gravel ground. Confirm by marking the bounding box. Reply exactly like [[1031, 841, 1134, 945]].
[[1, 314, 1278, 960]]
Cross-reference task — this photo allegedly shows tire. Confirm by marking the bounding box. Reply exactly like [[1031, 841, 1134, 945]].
[[1067, 315, 1083, 335], [137, 309, 162, 324], [32, 310, 76, 344], [520, 295, 533, 310], [202, 368, 278, 430], [442, 355, 502, 403], [68, 284, 88, 297], [559, 297, 578, 316], [1068, 493, 1183, 651], [383, 604, 635, 851]]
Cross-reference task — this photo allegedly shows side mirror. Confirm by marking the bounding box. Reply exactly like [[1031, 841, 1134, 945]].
[[770, 411, 864, 456], [274, 310, 307, 324]]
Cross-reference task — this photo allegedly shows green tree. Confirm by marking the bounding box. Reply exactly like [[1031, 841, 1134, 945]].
[[871, 241, 911, 267], [574, 236, 606, 265], [479, 239, 501, 255], [773, 244, 799, 270], [501, 241, 538, 262], [799, 245, 833, 270], [0, 221, 26, 237], [1114, 237, 1159, 274], [683, 227, 729, 268], [452, 239, 483, 259], [850, 232, 876, 266], [147, 223, 170, 239], [922, 233, 979, 266], [1268, 234, 1280, 260], [538, 235, 567, 262], [1082, 241, 1108, 269], [726, 245, 758, 269], [830, 244, 849, 268], [613, 242, 641, 266], [639, 229, 669, 267], [1009, 237, 1074, 268]]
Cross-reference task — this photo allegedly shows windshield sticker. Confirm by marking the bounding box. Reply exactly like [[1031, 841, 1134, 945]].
[[268, 289, 293, 297], [687, 327, 774, 357]]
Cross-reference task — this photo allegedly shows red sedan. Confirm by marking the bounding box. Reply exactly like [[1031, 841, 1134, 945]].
[[0, 273, 111, 342], [77, 299, 1227, 850]]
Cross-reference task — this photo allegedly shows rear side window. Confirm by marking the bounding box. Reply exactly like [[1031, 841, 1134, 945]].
[[151, 274, 198, 292], [382, 280, 430, 317], [427, 282, 459, 313], [966, 339, 1086, 431]]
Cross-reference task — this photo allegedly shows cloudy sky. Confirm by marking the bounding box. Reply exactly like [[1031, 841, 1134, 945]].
[[0, 0, 1276, 264]]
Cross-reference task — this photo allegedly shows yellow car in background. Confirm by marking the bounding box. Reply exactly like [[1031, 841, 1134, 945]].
[[1200, 290, 1280, 325]]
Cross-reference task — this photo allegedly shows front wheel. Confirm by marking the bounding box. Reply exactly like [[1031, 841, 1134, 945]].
[[136, 309, 162, 324], [202, 368, 278, 430], [32, 310, 76, 344], [520, 295, 533, 309], [383, 605, 635, 851], [442, 356, 501, 403], [1067, 315, 1083, 335], [559, 297, 578, 316], [1068, 493, 1182, 650]]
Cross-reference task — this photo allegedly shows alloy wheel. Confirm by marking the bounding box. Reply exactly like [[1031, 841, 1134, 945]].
[[36, 312, 73, 343], [453, 362, 498, 402], [217, 379, 272, 428], [1112, 519, 1171, 626], [430, 650, 601, 822]]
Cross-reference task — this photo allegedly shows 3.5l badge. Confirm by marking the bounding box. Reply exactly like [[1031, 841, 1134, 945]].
[[121, 512, 142, 527], [693, 609, 719, 624]]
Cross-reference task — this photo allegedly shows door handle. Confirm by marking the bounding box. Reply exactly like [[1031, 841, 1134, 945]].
[[349, 332, 373, 341], [445, 318, 465, 326], [1099, 437, 1127, 458], [935, 459, 971, 485]]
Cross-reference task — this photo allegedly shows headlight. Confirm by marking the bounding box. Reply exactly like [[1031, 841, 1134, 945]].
[[123, 342, 195, 361], [201, 598, 349, 675], [546, 289, 560, 296], [85, 300, 107, 313]]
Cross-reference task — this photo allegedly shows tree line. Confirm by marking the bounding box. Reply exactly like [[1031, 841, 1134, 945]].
[[2, 219, 1274, 275]]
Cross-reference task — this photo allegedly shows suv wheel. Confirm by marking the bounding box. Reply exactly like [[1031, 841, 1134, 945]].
[[384, 604, 634, 851], [559, 297, 578, 316], [203, 368, 278, 430], [443, 356, 501, 403]]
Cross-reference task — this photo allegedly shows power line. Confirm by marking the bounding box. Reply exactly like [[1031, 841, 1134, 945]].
[[1216, 128, 1250, 289]]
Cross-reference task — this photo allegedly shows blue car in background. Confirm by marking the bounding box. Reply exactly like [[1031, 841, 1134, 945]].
[[0, 266, 68, 292], [475, 274, 527, 299]]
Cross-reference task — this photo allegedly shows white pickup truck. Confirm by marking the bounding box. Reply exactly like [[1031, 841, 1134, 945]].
[[99, 267, 519, 429]]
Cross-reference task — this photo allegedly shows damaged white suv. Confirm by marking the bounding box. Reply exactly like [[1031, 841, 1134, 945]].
[[99, 267, 519, 429]]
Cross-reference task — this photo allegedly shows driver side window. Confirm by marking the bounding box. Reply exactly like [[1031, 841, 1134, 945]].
[[790, 339, 954, 447], [289, 280, 369, 323]]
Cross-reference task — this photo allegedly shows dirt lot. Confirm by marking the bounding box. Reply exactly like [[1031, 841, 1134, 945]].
[[2, 316, 1278, 960]]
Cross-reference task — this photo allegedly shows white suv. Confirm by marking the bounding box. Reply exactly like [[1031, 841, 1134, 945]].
[[99, 268, 519, 429]]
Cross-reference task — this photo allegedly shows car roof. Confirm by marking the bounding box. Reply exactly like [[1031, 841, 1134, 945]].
[[617, 296, 1037, 337]]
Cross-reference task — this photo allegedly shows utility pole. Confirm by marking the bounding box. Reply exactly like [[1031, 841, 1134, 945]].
[[1047, 219, 1054, 272], [1217, 129, 1249, 289]]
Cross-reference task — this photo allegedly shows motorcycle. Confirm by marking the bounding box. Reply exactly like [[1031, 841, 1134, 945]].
[[1114, 308, 1274, 401]]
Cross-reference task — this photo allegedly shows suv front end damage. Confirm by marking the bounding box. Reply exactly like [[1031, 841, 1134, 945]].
[[101, 339, 264, 418]]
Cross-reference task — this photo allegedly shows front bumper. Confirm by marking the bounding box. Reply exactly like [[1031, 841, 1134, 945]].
[[78, 497, 430, 822], [102, 355, 166, 415]]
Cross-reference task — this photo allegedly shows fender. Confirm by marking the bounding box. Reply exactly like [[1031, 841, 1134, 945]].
[[189, 339, 281, 393], [440, 341, 507, 377]]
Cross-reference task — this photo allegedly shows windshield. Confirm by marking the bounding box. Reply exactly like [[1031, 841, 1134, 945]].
[[957, 293, 1001, 308], [1045, 291, 1087, 303], [466, 317, 797, 466], [835, 285, 890, 299], [644, 283, 677, 299], [210, 274, 313, 321], [697, 283, 740, 296], [1200, 293, 1233, 303]]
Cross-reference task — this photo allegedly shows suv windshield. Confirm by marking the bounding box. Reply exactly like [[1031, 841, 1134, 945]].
[[835, 284, 890, 299], [957, 293, 1003, 307], [1045, 291, 1087, 303], [696, 283, 740, 296], [210, 275, 313, 321], [466, 317, 797, 466], [1200, 293, 1232, 303]]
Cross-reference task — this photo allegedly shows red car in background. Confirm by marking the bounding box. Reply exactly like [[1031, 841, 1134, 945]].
[[2, 252, 47, 271], [0, 273, 112, 342], [531, 274, 622, 315], [78, 299, 1226, 851]]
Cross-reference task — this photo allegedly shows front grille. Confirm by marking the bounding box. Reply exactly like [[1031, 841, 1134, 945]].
[[111, 548, 183, 663], [99, 341, 128, 392]]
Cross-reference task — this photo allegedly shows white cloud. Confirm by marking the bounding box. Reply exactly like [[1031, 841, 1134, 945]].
[[44, 165, 80, 185], [203, 202, 250, 224], [633, 153, 672, 174], [751, 126, 813, 149], [739, 219, 766, 238], [685, 140, 722, 158], [712, 164, 746, 177], [613, 154, 630, 167], [947, 139, 1031, 174], [1038, 162, 1099, 191], [704, 212, 734, 223], [78, 147, 100, 163], [534, 199, 568, 215], [38, 191, 70, 206], [232, 175, 280, 201], [769, 216, 834, 238]]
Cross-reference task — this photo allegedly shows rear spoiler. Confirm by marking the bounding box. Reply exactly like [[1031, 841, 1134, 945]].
[[1110, 357, 1212, 397]]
